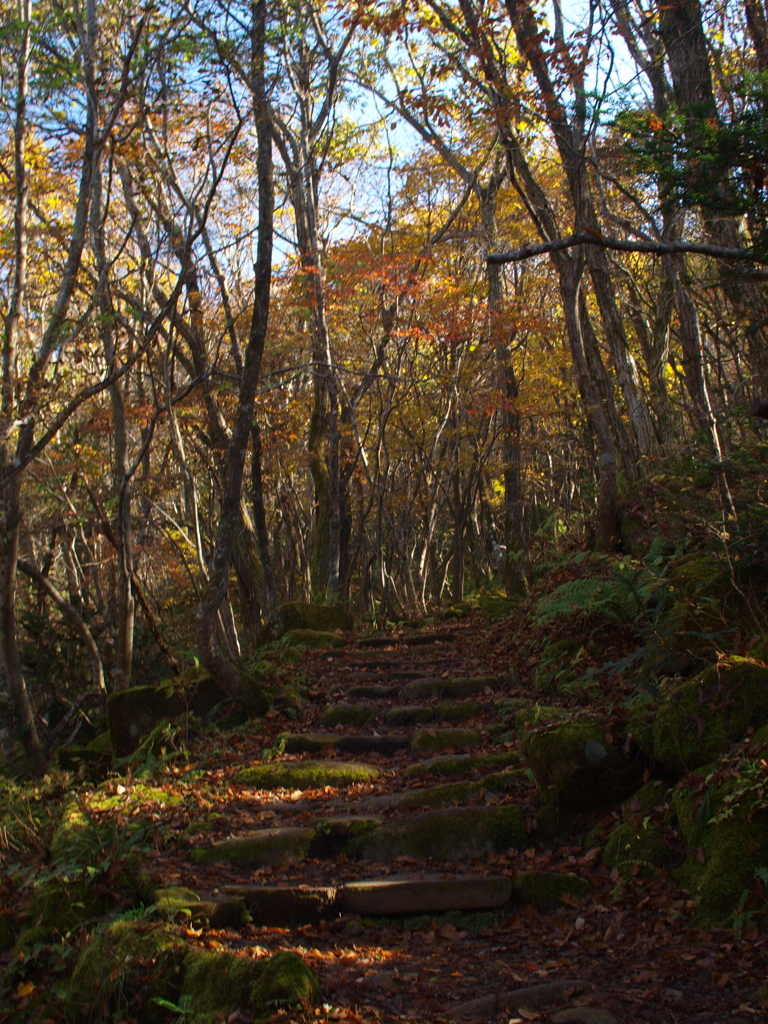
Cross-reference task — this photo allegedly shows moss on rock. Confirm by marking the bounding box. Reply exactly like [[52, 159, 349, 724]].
[[319, 702, 377, 727], [435, 700, 482, 722], [258, 601, 352, 645], [252, 951, 322, 1010], [67, 921, 184, 1022], [403, 751, 519, 779], [189, 827, 315, 868], [283, 628, 346, 649], [235, 759, 381, 789], [676, 776, 768, 927], [652, 657, 768, 774], [349, 805, 529, 862], [603, 820, 674, 880], [523, 717, 644, 813], [107, 677, 228, 757]]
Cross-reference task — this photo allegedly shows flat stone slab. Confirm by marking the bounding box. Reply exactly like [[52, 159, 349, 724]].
[[189, 827, 315, 868], [319, 703, 377, 727], [280, 732, 411, 755], [401, 677, 502, 699], [234, 759, 381, 790], [154, 886, 246, 928], [385, 705, 435, 727], [349, 805, 529, 863], [223, 885, 337, 925], [337, 874, 514, 915], [346, 684, 398, 699], [411, 727, 481, 753], [403, 751, 519, 779]]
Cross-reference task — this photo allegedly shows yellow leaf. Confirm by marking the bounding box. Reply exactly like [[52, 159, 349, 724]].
[[17, 981, 35, 998]]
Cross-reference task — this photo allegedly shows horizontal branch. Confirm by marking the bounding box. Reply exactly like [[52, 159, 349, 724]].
[[486, 231, 768, 266]]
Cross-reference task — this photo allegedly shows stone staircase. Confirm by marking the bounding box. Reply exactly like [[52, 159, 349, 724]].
[[168, 624, 616, 1023]]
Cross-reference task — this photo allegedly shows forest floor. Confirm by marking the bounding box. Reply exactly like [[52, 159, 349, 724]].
[[4, 598, 768, 1024]]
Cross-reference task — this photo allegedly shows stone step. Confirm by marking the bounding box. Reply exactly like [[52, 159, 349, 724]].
[[164, 869, 592, 929], [279, 731, 412, 755], [346, 684, 399, 699], [356, 631, 457, 648], [189, 816, 385, 868], [348, 804, 530, 862], [403, 751, 520, 780], [233, 759, 382, 789], [337, 873, 513, 915], [401, 676, 504, 699]]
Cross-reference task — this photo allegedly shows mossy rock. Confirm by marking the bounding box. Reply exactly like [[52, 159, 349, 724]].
[[624, 694, 658, 760], [603, 820, 675, 880], [67, 921, 184, 1022], [180, 947, 321, 1017], [673, 776, 768, 927], [652, 657, 768, 775], [107, 677, 228, 757], [252, 950, 322, 1011], [319, 703, 377, 727], [514, 704, 568, 733], [25, 876, 114, 938], [621, 779, 672, 819], [58, 730, 114, 778], [401, 677, 501, 699], [514, 871, 592, 912], [349, 805, 529, 862], [523, 717, 644, 813], [283, 628, 346, 649], [396, 770, 524, 809], [403, 751, 519, 779], [385, 705, 435, 727], [435, 700, 482, 722], [258, 601, 352, 645], [189, 827, 315, 868], [154, 887, 247, 928], [397, 780, 481, 808], [411, 728, 481, 754], [235, 759, 381, 789]]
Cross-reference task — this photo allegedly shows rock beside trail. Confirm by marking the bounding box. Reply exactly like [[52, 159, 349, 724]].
[[107, 677, 235, 757], [652, 656, 768, 774], [257, 601, 352, 645], [522, 715, 644, 813]]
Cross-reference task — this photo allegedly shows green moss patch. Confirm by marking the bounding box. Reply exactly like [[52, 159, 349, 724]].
[[349, 805, 529, 862], [258, 601, 352, 645], [68, 921, 183, 1022], [235, 759, 381, 789], [319, 703, 377, 727], [189, 827, 315, 868], [403, 751, 519, 779], [384, 705, 435, 727], [283, 629, 346, 649], [603, 820, 675, 880], [401, 677, 501, 699], [435, 700, 482, 722], [673, 771, 768, 927], [523, 717, 644, 813], [51, 783, 181, 869], [653, 657, 768, 774], [182, 948, 321, 1016]]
